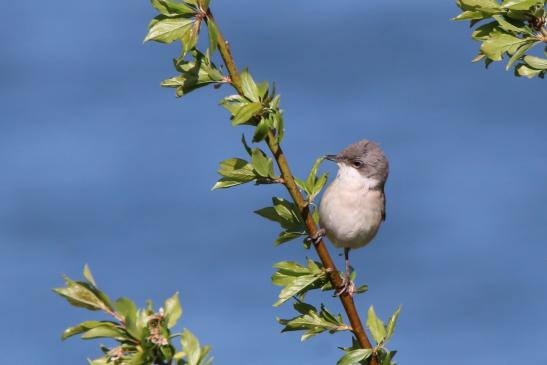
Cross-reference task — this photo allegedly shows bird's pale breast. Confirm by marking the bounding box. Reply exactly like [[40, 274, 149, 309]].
[[319, 177, 384, 249]]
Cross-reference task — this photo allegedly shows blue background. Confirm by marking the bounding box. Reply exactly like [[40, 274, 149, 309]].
[[1, 1, 546, 364]]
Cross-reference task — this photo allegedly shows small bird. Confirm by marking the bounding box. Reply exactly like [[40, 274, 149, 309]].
[[317, 140, 389, 296]]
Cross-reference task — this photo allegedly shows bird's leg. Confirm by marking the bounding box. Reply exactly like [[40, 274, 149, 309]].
[[336, 248, 355, 296], [305, 228, 326, 246]]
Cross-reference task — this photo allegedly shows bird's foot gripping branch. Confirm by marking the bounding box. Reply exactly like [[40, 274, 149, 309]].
[[56, 1, 402, 364]]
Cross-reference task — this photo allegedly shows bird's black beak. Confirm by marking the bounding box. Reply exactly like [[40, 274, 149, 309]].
[[325, 155, 338, 162]]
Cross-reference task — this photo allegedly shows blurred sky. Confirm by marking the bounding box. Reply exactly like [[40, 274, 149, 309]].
[[1, 1, 546, 364]]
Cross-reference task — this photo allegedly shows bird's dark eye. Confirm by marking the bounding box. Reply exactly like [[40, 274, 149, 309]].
[[352, 160, 363, 168]]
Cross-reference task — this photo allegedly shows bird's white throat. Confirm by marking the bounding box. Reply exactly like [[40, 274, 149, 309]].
[[335, 163, 381, 191]]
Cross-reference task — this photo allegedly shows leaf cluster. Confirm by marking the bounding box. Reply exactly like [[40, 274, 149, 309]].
[[145, 0, 285, 150], [295, 157, 328, 203], [162, 50, 225, 97], [54, 265, 213, 365], [272, 260, 398, 365], [271, 259, 330, 306], [337, 306, 401, 365], [453, 0, 547, 78], [251, 157, 329, 247], [255, 198, 307, 245], [272, 259, 368, 342], [278, 301, 351, 341], [146, 0, 212, 51], [212, 136, 279, 190], [220, 71, 284, 143]]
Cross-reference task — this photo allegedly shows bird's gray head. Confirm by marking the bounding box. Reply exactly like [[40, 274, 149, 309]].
[[326, 140, 389, 185]]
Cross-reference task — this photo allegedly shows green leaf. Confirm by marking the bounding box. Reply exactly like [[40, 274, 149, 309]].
[[160, 345, 175, 361], [256, 197, 306, 245], [457, 0, 502, 12], [506, 41, 537, 69], [337, 349, 373, 365], [231, 102, 263, 125], [80, 325, 127, 340], [295, 177, 307, 193], [212, 157, 256, 190], [492, 15, 533, 35], [197, 345, 213, 365], [452, 10, 488, 20], [480, 30, 532, 61], [274, 274, 324, 307], [164, 292, 183, 328], [240, 69, 260, 102], [114, 297, 137, 320], [251, 148, 274, 178], [181, 329, 201, 365], [501, 0, 544, 10], [366, 306, 386, 344], [379, 349, 398, 365], [211, 178, 248, 189], [146, 299, 154, 314], [276, 231, 306, 245], [201, 0, 211, 10], [135, 309, 150, 337], [515, 63, 544, 78], [220, 94, 245, 114], [252, 117, 271, 143], [303, 157, 328, 201], [271, 109, 285, 143], [385, 307, 402, 343], [124, 350, 148, 365], [114, 297, 140, 338], [151, 0, 196, 16], [162, 50, 224, 97], [472, 21, 498, 40], [271, 259, 328, 306], [256, 198, 304, 229], [311, 207, 320, 226], [144, 16, 194, 43], [82, 264, 96, 286], [278, 303, 349, 341], [523, 55, 547, 70], [257, 81, 269, 100], [53, 276, 112, 312], [181, 20, 201, 54], [217, 158, 254, 178], [354, 283, 369, 294], [62, 321, 114, 340], [273, 260, 318, 276], [271, 197, 302, 225], [293, 301, 317, 315], [306, 157, 324, 191], [207, 19, 219, 54]]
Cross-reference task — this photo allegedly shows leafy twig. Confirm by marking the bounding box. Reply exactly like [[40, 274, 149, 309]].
[[205, 8, 378, 363], [453, 0, 547, 79]]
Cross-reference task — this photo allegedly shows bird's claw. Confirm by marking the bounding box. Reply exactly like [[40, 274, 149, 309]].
[[305, 228, 326, 246], [335, 273, 355, 297]]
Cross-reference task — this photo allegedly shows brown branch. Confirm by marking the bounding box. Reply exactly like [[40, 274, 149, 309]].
[[206, 10, 378, 364]]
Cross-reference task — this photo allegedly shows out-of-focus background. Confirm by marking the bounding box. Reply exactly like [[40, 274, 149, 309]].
[[1, 1, 546, 364]]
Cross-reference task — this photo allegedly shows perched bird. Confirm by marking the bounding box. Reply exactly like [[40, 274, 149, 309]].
[[317, 140, 389, 295]]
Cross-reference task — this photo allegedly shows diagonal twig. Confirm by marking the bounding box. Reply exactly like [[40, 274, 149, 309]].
[[206, 9, 377, 365]]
